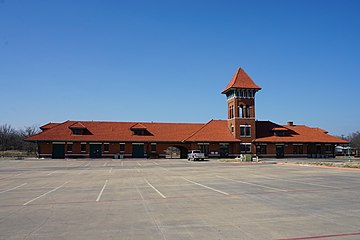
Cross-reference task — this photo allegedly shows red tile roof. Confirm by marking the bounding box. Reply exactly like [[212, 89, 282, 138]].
[[40, 122, 61, 131], [26, 120, 347, 145], [25, 121, 205, 142], [130, 123, 147, 129], [255, 121, 347, 144], [69, 122, 87, 129], [222, 67, 261, 94], [184, 120, 240, 142]]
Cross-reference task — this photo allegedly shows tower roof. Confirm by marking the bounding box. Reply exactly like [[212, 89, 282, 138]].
[[221, 67, 261, 94]]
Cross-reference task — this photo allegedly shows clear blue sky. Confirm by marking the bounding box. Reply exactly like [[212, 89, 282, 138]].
[[1, 0, 359, 136]]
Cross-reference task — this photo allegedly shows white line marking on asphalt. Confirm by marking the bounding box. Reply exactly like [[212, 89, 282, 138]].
[[109, 168, 113, 174], [216, 176, 287, 192], [159, 167, 169, 171], [152, 161, 159, 165], [258, 175, 339, 189], [137, 162, 142, 166], [96, 180, 108, 202], [135, 168, 141, 173], [182, 177, 230, 195], [121, 161, 124, 167], [145, 179, 166, 199], [0, 183, 27, 194], [47, 170, 58, 176], [103, 162, 107, 167], [23, 181, 69, 206]]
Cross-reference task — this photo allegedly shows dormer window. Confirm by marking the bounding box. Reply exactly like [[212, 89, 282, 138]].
[[130, 123, 152, 136], [73, 128, 83, 135], [272, 127, 289, 137], [69, 122, 92, 135]]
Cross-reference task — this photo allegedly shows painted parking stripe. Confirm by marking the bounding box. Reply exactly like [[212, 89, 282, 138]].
[[145, 179, 166, 199], [47, 170, 58, 176], [137, 162, 142, 166], [182, 177, 230, 195], [103, 162, 107, 167], [96, 180, 108, 202], [217, 176, 287, 192], [277, 231, 360, 240], [23, 181, 69, 206], [256, 175, 339, 189], [0, 183, 27, 194], [152, 161, 159, 165], [109, 168, 113, 174]]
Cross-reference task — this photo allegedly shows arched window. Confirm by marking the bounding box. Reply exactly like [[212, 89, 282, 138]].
[[239, 105, 243, 118]]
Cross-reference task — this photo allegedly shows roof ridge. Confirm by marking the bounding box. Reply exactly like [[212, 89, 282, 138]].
[[182, 119, 214, 142]]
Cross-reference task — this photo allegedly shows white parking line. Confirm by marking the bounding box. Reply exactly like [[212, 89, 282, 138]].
[[159, 167, 169, 172], [121, 161, 124, 167], [96, 180, 108, 202], [217, 176, 287, 192], [145, 179, 166, 199], [103, 162, 107, 167], [257, 175, 339, 189], [109, 168, 113, 174], [0, 183, 27, 194], [23, 181, 69, 206], [47, 170, 58, 176], [152, 161, 159, 165], [182, 177, 230, 195], [137, 162, 142, 166]]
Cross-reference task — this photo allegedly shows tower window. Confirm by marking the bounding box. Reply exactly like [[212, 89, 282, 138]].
[[239, 105, 243, 118], [231, 124, 234, 133], [240, 125, 251, 137]]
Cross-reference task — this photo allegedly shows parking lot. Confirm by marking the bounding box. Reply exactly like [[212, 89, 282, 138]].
[[0, 159, 359, 240]]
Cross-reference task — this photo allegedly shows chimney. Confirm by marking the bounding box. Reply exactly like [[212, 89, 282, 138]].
[[287, 121, 294, 126]]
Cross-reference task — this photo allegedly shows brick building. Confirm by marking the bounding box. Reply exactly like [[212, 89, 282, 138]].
[[25, 68, 347, 159]]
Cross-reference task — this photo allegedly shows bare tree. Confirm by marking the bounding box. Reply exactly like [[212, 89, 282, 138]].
[[19, 125, 40, 153], [0, 124, 17, 153], [349, 131, 360, 148]]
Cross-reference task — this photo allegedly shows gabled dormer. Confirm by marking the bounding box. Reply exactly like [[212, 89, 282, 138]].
[[69, 122, 92, 135], [130, 123, 152, 136]]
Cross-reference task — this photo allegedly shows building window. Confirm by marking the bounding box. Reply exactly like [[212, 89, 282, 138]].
[[120, 143, 125, 152], [231, 124, 234, 133], [67, 143, 73, 152], [239, 105, 243, 118], [325, 145, 332, 152], [72, 128, 83, 135], [151, 143, 156, 152], [81, 143, 86, 152], [240, 125, 251, 137], [198, 143, 209, 156], [240, 143, 251, 153], [256, 145, 267, 155], [104, 143, 109, 152], [293, 144, 303, 154]]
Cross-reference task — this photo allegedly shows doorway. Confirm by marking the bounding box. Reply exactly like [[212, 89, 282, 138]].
[[90, 144, 102, 158], [276, 145, 284, 158]]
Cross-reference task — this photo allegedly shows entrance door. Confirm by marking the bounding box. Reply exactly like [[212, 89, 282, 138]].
[[276, 145, 284, 158], [52, 144, 65, 159], [220, 144, 229, 158], [90, 144, 102, 158], [132, 144, 144, 158]]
